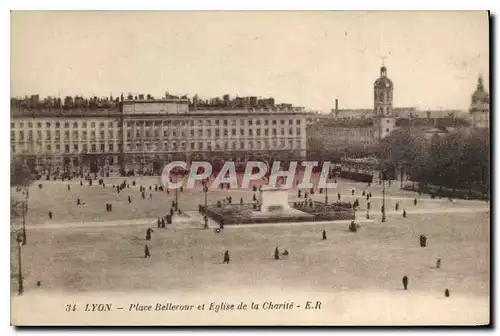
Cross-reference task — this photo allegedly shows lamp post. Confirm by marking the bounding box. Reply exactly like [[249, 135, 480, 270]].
[[21, 197, 27, 245], [204, 185, 208, 207], [325, 175, 329, 204], [381, 178, 387, 222], [16, 233, 24, 295], [175, 172, 179, 211]]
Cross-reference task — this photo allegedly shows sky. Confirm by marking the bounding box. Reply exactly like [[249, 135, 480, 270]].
[[10, 11, 489, 112]]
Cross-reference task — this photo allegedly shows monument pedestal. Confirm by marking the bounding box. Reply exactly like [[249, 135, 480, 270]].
[[259, 186, 291, 213]]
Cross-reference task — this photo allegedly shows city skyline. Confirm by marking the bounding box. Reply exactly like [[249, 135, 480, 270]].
[[11, 11, 489, 112]]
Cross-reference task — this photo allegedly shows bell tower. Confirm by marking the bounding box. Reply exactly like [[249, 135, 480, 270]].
[[373, 62, 395, 139]]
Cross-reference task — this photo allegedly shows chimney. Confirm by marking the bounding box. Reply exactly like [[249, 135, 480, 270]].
[[335, 99, 338, 113]]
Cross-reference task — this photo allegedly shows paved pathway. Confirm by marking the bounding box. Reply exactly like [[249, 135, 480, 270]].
[[14, 204, 489, 232]]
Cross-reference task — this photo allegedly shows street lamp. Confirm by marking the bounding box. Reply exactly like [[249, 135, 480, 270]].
[[16, 233, 24, 295], [381, 178, 387, 222], [325, 178, 329, 204], [21, 196, 27, 245], [175, 172, 179, 211], [204, 185, 208, 207]]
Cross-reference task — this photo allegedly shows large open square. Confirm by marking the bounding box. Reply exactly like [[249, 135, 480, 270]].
[[11, 176, 490, 325]]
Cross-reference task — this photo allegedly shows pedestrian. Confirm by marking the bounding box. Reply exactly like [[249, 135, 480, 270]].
[[402, 276, 409, 290], [223, 250, 230, 264], [68, 185, 70, 191], [142, 191, 145, 199], [146, 228, 153, 240], [304, 192, 308, 199], [414, 198, 417, 206], [362, 190, 366, 196], [204, 216, 209, 229], [322, 230, 327, 240], [367, 202, 371, 210], [170, 208, 174, 216], [77, 198, 81, 206], [395, 202, 399, 211], [89, 180, 92, 186], [144, 245, 151, 258], [253, 194, 257, 202], [80, 180, 83, 186], [444, 289, 450, 297], [298, 190, 302, 198], [155, 185, 158, 192], [436, 258, 441, 269], [157, 218, 161, 228], [420, 235, 427, 247], [351, 189, 355, 196], [337, 192, 341, 201], [105, 203, 109, 212], [102, 183, 105, 188], [48, 211, 53, 220], [240, 197, 243, 205], [274, 246, 280, 260], [128, 196, 132, 204], [149, 185, 152, 191], [402, 209, 407, 218]]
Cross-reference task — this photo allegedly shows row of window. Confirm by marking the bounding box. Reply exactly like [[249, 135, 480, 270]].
[[11, 121, 117, 129], [12, 139, 303, 154], [11, 127, 303, 141], [10, 119, 303, 129], [126, 127, 301, 138], [124, 139, 302, 151], [124, 119, 301, 127], [12, 142, 120, 154], [11, 130, 120, 141]]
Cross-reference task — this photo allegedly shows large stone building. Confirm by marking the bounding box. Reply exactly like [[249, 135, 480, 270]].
[[470, 75, 490, 129], [10, 96, 308, 176]]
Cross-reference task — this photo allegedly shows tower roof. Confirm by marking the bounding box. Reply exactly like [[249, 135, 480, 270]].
[[472, 75, 489, 101], [374, 66, 393, 89]]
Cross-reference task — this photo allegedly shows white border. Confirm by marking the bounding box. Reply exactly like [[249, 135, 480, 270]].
[[3, 2, 497, 335]]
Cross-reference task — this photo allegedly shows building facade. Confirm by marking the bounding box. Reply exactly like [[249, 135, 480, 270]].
[[10, 97, 308, 176], [470, 75, 490, 129]]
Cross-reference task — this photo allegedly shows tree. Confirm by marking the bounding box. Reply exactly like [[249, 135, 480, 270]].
[[11, 159, 33, 187]]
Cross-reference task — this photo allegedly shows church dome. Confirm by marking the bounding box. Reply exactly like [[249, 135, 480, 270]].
[[472, 76, 489, 102], [374, 66, 393, 89]]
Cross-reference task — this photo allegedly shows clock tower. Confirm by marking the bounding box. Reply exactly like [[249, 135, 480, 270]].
[[373, 64, 395, 139]]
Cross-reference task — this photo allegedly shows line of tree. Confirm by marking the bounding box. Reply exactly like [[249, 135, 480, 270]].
[[377, 128, 490, 194]]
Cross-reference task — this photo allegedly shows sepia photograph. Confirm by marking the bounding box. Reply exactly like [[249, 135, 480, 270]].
[[9, 10, 490, 326]]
